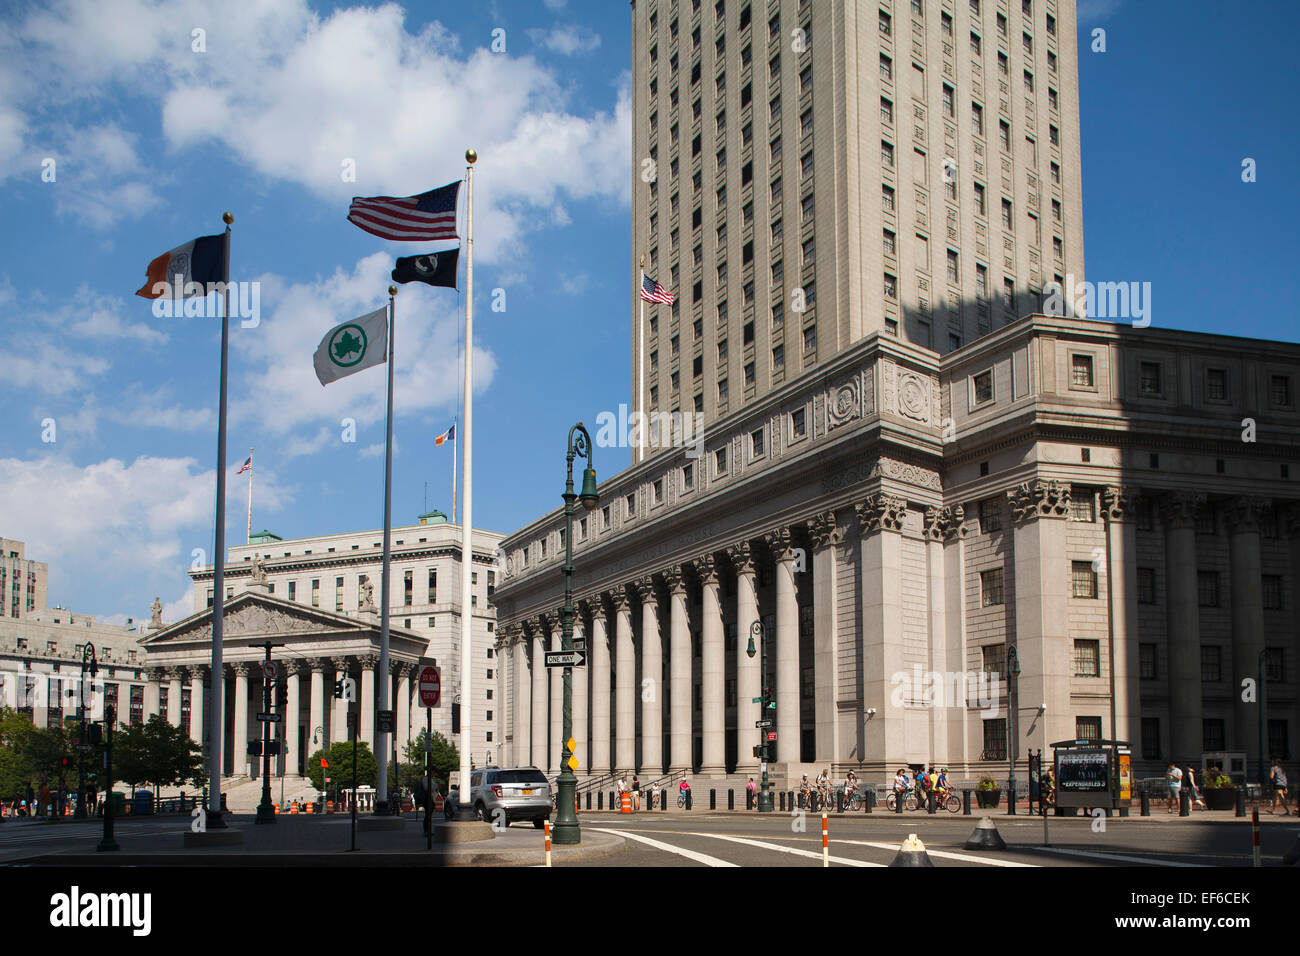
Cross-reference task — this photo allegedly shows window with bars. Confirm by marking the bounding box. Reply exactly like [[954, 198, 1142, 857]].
[[1197, 571, 1219, 607], [1269, 720, 1290, 760], [1071, 353, 1095, 387], [1139, 361, 1162, 396], [1076, 716, 1102, 741], [1265, 647, 1284, 683], [1270, 374, 1292, 406], [1262, 575, 1283, 610], [1137, 568, 1155, 604], [980, 568, 1004, 606], [982, 718, 1008, 761], [1141, 718, 1161, 759], [979, 498, 1002, 534], [1203, 718, 1225, 752], [1201, 646, 1222, 682], [982, 643, 1006, 679], [1073, 640, 1100, 678], [1071, 561, 1098, 599], [1070, 485, 1095, 521], [1140, 643, 1157, 680]]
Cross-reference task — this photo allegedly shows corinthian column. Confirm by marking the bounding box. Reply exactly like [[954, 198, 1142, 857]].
[[167, 669, 183, 728], [767, 527, 801, 764], [697, 554, 725, 775], [613, 590, 636, 775], [665, 568, 692, 773], [858, 494, 909, 770], [1101, 488, 1139, 748], [1226, 497, 1268, 753], [1161, 492, 1206, 766], [530, 625, 548, 769], [233, 663, 250, 776], [808, 512, 841, 764], [731, 542, 760, 774], [636, 576, 664, 774], [586, 601, 612, 775]]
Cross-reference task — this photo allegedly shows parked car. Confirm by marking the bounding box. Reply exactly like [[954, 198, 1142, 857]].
[[445, 766, 552, 828]]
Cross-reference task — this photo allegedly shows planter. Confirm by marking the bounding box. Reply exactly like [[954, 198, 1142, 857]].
[[976, 788, 1002, 809], [1204, 787, 1236, 811]]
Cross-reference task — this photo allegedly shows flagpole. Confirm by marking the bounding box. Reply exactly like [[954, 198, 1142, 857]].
[[245, 447, 254, 544], [376, 285, 397, 815], [457, 148, 476, 817], [637, 256, 646, 463], [208, 211, 234, 829], [451, 417, 458, 523]]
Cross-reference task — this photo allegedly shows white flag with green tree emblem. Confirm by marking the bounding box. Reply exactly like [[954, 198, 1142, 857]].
[[313, 307, 388, 385]]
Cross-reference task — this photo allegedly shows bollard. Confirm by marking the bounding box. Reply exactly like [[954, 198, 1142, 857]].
[[1251, 808, 1261, 868], [780, 791, 786, 812], [962, 789, 972, 815], [895, 790, 903, 814], [964, 816, 1007, 851], [662, 790, 668, 812], [1140, 790, 1150, 816], [609, 791, 615, 811], [865, 788, 872, 813], [1179, 787, 1190, 817], [1007, 787, 1016, 815], [545, 820, 552, 868], [686, 788, 693, 810], [889, 833, 935, 867], [1235, 788, 1246, 818], [837, 790, 843, 814], [597, 791, 603, 810], [710, 788, 716, 810], [728, 789, 735, 810], [747, 789, 753, 810], [928, 790, 937, 815], [822, 812, 829, 867]]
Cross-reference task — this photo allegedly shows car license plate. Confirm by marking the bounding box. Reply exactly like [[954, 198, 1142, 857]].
[[521, 789, 533, 795]]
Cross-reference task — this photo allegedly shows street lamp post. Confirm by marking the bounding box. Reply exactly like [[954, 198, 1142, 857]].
[[552, 422, 600, 846], [1007, 645, 1021, 815], [97, 704, 118, 852], [747, 621, 774, 812], [76, 645, 98, 819], [1258, 648, 1269, 791]]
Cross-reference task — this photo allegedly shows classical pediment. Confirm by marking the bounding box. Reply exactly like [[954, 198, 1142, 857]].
[[140, 591, 380, 647]]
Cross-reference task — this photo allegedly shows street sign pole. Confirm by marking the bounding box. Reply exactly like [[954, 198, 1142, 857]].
[[425, 706, 433, 851], [349, 710, 358, 851], [255, 642, 284, 824]]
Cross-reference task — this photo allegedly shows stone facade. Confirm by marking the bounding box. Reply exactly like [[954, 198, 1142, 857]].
[[494, 316, 1300, 785]]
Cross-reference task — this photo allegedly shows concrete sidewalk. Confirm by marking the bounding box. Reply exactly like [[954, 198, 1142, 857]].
[[11, 815, 626, 867]]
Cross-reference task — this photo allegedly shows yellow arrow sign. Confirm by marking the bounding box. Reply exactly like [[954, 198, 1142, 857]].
[[567, 755, 579, 771], [566, 737, 577, 753]]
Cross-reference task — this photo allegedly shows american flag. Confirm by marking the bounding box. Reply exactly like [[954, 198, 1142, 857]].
[[347, 181, 461, 241], [236, 456, 251, 475], [640, 273, 674, 304]]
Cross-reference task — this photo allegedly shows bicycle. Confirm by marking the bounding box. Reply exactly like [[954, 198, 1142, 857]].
[[933, 787, 961, 813], [843, 786, 867, 811], [885, 790, 920, 811], [677, 788, 690, 808]]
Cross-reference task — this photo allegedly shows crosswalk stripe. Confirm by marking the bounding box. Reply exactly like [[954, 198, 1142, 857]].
[[589, 828, 739, 867], [672, 831, 884, 866], [836, 839, 1038, 867], [1022, 846, 1205, 867]]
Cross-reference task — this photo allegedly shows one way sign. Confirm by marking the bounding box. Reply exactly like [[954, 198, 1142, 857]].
[[545, 650, 587, 668]]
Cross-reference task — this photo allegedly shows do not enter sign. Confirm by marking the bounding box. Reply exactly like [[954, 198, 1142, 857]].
[[418, 665, 441, 708]]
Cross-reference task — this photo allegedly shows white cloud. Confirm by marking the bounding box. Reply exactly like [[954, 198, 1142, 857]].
[[542, 0, 567, 9], [0, 452, 292, 615], [229, 252, 496, 438], [1076, 0, 1123, 21], [0, 342, 109, 395], [11, 0, 631, 253], [528, 26, 601, 56]]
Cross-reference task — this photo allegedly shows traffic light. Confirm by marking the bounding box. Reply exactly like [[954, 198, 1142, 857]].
[[763, 688, 775, 710], [60, 756, 71, 769], [333, 679, 344, 699], [276, 681, 288, 708], [752, 745, 762, 759], [88, 724, 103, 745], [451, 700, 461, 735]]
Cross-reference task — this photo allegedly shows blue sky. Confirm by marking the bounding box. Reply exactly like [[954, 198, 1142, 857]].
[[0, 0, 1295, 624]]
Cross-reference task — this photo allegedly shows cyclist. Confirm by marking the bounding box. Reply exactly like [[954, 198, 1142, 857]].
[[842, 770, 859, 808], [936, 766, 949, 796], [798, 774, 813, 809], [678, 778, 691, 807], [891, 768, 910, 808]]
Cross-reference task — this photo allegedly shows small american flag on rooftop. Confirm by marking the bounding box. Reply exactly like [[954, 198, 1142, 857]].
[[640, 273, 674, 304], [347, 180, 461, 241]]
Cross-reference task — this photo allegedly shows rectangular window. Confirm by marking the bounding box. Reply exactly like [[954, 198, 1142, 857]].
[[1268, 720, 1289, 760], [979, 498, 1001, 534], [1201, 645, 1222, 682], [1070, 485, 1095, 521], [1270, 374, 1292, 406], [883, 228, 897, 256], [883, 272, 897, 298], [974, 182, 986, 216], [982, 718, 1008, 761], [751, 428, 765, 457], [1140, 644, 1157, 680], [881, 140, 895, 168], [982, 644, 1006, 678], [1197, 571, 1219, 607], [791, 407, 807, 438], [999, 121, 1011, 151], [942, 84, 954, 118], [1001, 197, 1013, 229], [311, 579, 320, 607], [1076, 717, 1102, 742], [1203, 718, 1225, 751], [880, 97, 894, 124], [715, 446, 728, 474], [1137, 568, 1155, 605], [1205, 367, 1227, 401], [1071, 561, 1098, 599], [772, 344, 785, 370], [946, 249, 959, 284], [973, 369, 993, 404], [1139, 361, 1162, 396], [335, 576, 344, 612], [1141, 718, 1161, 760], [880, 53, 893, 81], [1265, 647, 1284, 682], [1073, 640, 1100, 678], [1262, 575, 1282, 610], [981, 568, 1005, 606]]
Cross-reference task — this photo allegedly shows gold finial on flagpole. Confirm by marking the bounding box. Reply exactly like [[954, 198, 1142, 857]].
[[640, 253, 646, 268], [222, 212, 234, 225], [388, 285, 398, 296], [465, 148, 478, 164]]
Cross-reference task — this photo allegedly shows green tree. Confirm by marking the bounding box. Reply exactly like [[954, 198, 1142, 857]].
[[113, 715, 205, 800], [305, 742, 377, 799], [0, 707, 39, 801], [396, 729, 458, 793]]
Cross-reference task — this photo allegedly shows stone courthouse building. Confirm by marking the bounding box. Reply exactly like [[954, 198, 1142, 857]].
[[489, 0, 1300, 788]]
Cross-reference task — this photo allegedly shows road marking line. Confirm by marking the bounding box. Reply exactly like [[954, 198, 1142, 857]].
[[1022, 846, 1205, 867], [678, 831, 884, 866], [835, 839, 1037, 867], [589, 828, 738, 867]]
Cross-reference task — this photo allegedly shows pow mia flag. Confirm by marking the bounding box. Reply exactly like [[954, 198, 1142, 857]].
[[392, 248, 459, 289]]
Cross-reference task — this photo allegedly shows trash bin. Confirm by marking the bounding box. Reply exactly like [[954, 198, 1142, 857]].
[[132, 790, 154, 816], [108, 791, 126, 816]]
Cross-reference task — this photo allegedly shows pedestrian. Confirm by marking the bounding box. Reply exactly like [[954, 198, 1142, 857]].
[[1165, 762, 1183, 814], [1185, 767, 1205, 810], [1270, 759, 1290, 815], [746, 776, 757, 810], [631, 774, 641, 811], [37, 783, 50, 817]]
